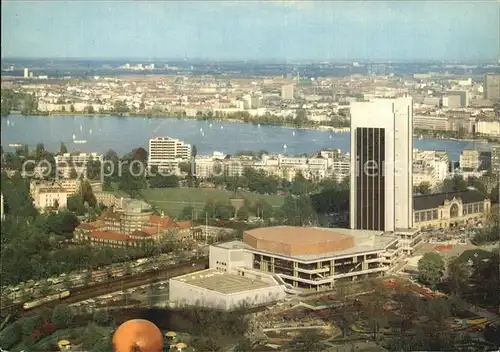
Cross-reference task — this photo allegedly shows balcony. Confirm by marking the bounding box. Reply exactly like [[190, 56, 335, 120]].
[[296, 266, 330, 274]]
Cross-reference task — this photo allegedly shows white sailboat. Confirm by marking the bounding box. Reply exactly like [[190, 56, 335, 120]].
[[89, 129, 92, 135], [72, 134, 76, 140], [80, 124, 83, 131], [220, 126, 224, 130], [292, 131, 295, 136]]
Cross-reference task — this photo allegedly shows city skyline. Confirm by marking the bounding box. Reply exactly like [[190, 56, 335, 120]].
[[2, 1, 499, 61]]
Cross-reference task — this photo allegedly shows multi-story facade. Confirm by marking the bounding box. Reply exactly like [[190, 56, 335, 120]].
[[413, 189, 491, 229], [484, 74, 500, 102], [460, 149, 481, 171], [350, 97, 414, 232], [491, 144, 500, 178], [209, 226, 402, 292], [148, 136, 192, 169], [33, 186, 68, 212], [281, 84, 295, 100], [476, 120, 500, 137], [30, 179, 81, 196], [445, 90, 469, 107]]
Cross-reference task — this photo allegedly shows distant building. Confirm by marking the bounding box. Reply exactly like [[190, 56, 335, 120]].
[[281, 84, 295, 100], [148, 136, 192, 169], [23, 68, 29, 78], [484, 74, 500, 102], [445, 90, 469, 107], [476, 120, 500, 137]]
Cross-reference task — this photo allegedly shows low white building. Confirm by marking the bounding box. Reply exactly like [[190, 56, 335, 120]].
[[169, 268, 286, 311]]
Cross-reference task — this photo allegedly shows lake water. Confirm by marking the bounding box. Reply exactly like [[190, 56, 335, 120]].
[[0, 115, 490, 162]]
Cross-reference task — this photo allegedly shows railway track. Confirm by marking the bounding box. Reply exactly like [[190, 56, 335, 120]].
[[21, 257, 209, 316]]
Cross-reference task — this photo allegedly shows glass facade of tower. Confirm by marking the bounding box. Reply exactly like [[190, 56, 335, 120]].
[[355, 127, 386, 231]]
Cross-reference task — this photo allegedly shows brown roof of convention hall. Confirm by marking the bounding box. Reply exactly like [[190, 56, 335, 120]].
[[244, 226, 353, 245]]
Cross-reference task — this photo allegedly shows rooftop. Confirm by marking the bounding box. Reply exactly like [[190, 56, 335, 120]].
[[413, 189, 488, 211], [173, 269, 273, 294], [218, 227, 397, 262]]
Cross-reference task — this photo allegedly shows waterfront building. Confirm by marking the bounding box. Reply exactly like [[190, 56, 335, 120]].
[[349, 97, 414, 232], [484, 74, 500, 102], [476, 120, 500, 137], [23, 68, 29, 78], [148, 136, 192, 169], [281, 84, 295, 100]]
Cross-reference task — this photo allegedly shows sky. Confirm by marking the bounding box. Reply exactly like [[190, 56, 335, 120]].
[[2, 0, 499, 61]]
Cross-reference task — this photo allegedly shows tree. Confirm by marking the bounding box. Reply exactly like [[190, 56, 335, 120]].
[[93, 309, 110, 326], [415, 181, 431, 195], [51, 304, 73, 327], [236, 206, 249, 221], [285, 330, 323, 351], [80, 180, 97, 207], [70, 104, 75, 113], [447, 256, 471, 296], [418, 252, 445, 289], [294, 108, 308, 127], [233, 339, 253, 352], [441, 175, 468, 192], [132, 147, 148, 163], [60, 142, 68, 154], [179, 205, 195, 221]]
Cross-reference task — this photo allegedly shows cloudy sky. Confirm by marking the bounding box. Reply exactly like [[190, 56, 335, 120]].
[[2, 1, 499, 61]]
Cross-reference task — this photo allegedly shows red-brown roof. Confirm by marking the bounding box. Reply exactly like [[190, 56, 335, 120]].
[[176, 221, 192, 229], [98, 208, 122, 221], [149, 215, 179, 229], [77, 221, 104, 230], [88, 231, 130, 241]]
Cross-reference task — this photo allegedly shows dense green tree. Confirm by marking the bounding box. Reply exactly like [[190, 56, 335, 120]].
[[67, 195, 87, 215], [447, 256, 472, 296], [441, 175, 468, 192], [418, 252, 445, 289], [93, 310, 110, 326], [59, 142, 68, 154], [415, 181, 432, 195], [80, 180, 97, 207], [178, 205, 195, 220], [281, 195, 316, 226], [51, 304, 73, 327]]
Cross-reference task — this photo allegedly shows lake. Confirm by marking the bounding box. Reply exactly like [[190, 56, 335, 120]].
[[0, 115, 490, 162]]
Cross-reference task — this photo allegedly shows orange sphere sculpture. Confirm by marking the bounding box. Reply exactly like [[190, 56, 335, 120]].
[[112, 319, 164, 352]]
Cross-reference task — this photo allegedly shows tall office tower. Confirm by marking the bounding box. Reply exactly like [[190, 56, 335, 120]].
[[281, 84, 295, 100], [23, 68, 29, 78], [148, 136, 192, 169], [350, 97, 414, 232], [484, 74, 500, 102]]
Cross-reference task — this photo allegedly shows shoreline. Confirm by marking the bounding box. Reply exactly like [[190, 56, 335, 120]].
[[5, 111, 351, 133]]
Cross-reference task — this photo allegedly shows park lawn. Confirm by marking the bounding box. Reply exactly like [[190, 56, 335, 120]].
[[140, 188, 285, 218]]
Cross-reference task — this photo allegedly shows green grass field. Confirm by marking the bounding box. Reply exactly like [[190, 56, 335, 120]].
[[140, 187, 285, 218]]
